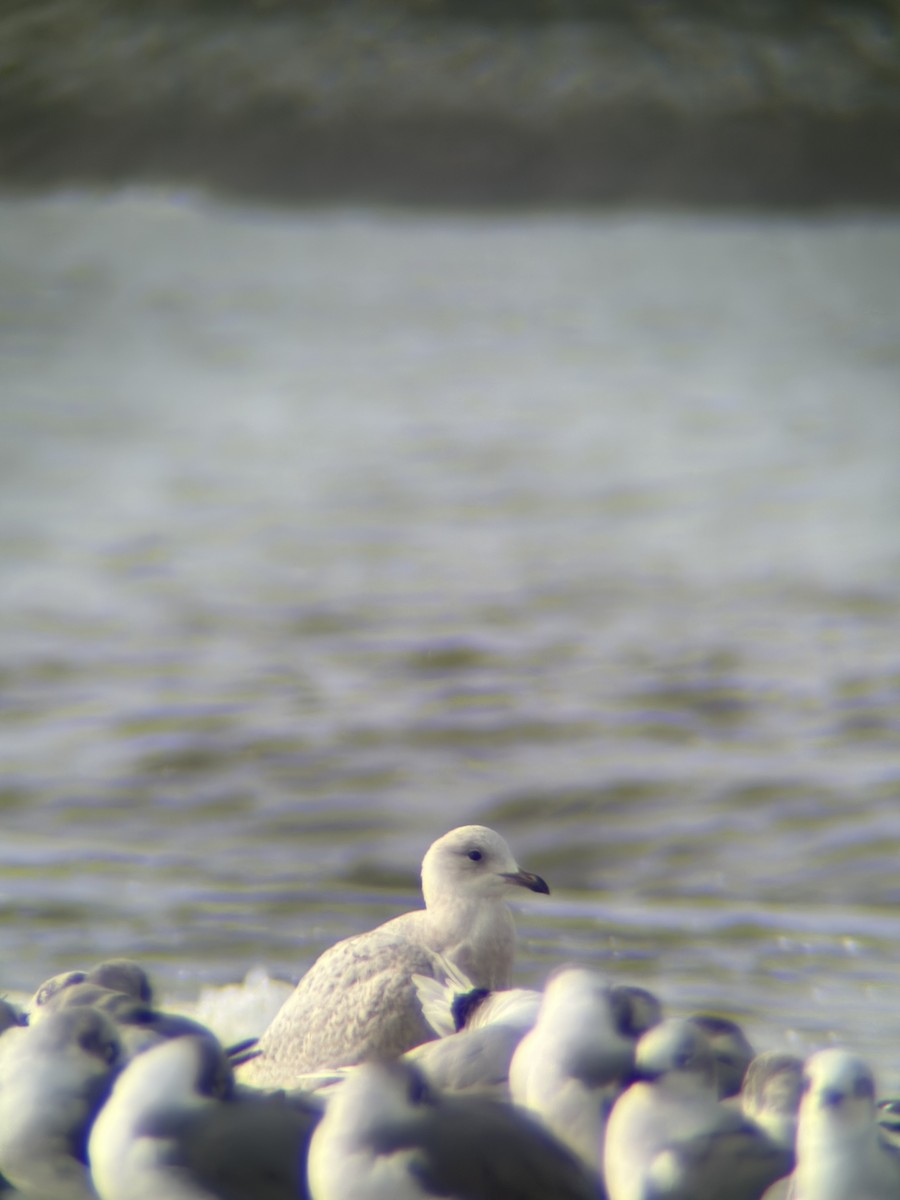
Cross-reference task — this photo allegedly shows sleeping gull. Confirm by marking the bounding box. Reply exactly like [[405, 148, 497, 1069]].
[[762, 1048, 900, 1200], [0, 1006, 122, 1200], [89, 1033, 320, 1200], [603, 1017, 790, 1200], [33, 977, 224, 1062], [509, 966, 662, 1173], [306, 1059, 599, 1200], [241, 825, 549, 1087], [31, 959, 154, 1016]]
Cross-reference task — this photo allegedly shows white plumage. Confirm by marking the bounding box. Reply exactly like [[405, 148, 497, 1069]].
[[241, 826, 549, 1087]]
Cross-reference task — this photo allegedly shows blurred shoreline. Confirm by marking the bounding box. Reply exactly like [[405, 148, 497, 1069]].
[[2, 0, 900, 206]]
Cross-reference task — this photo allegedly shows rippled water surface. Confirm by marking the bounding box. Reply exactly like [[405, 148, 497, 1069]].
[[2, 192, 900, 1085]]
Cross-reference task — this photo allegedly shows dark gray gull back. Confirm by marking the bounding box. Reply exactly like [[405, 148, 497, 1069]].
[[306, 1060, 599, 1200]]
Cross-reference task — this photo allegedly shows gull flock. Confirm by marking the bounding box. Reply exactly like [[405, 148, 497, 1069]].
[[1, 825, 898, 1200]]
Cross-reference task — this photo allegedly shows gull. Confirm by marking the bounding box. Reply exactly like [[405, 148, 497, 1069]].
[[762, 1048, 900, 1200], [404, 957, 541, 1096], [34, 978, 223, 1061], [89, 1033, 320, 1200], [687, 1014, 756, 1099], [30, 957, 245, 1063], [509, 966, 662, 1173], [242, 826, 549, 1088], [0, 1006, 122, 1200], [306, 1059, 600, 1200], [739, 1051, 804, 1151], [30, 959, 154, 1022], [604, 1017, 726, 1200], [603, 1017, 790, 1200]]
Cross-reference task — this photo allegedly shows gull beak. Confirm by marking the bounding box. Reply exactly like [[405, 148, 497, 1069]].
[[500, 869, 550, 895]]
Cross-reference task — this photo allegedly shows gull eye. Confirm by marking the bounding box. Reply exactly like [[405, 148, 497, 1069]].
[[467, 850, 482, 862]]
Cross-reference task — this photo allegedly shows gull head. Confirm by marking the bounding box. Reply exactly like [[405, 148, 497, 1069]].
[[798, 1048, 878, 1142], [634, 1018, 717, 1094], [687, 1013, 755, 1099], [322, 1060, 436, 1144], [540, 966, 613, 1015], [536, 967, 661, 1037], [609, 985, 663, 1041], [29, 1006, 122, 1070], [108, 1034, 235, 1118], [30, 969, 88, 1018], [85, 959, 154, 1004], [421, 826, 549, 910]]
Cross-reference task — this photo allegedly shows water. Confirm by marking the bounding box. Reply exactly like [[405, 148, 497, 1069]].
[[2, 190, 900, 1087]]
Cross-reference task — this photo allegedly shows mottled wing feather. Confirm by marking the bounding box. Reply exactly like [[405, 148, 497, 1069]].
[[245, 928, 442, 1084]]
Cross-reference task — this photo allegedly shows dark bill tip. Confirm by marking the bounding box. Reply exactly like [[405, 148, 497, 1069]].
[[502, 869, 550, 896]]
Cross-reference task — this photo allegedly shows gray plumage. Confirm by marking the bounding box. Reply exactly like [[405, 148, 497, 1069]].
[[89, 1033, 320, 1200], [686, 1014, 756, 1100], [36, 979, 220, 1061], [643, 1118, 793, 1200], [306, 1060, 600, 1200], [0, 1006, 122, 1200], [604, 1018, 788, 1200], [31, 959, 154, 1016], [242, 826, 549, 1088]]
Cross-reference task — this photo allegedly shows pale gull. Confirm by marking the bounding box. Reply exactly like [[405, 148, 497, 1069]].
[[762, 1048, 900, 1200], [89, 1033, 320, 1200], [603, 1017, 790, 1200], [306, 1059, 600, 1200], [0, 1006, 122, 1200], [241, 825, 549, 1088], [509, 966, 662, 1174]]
